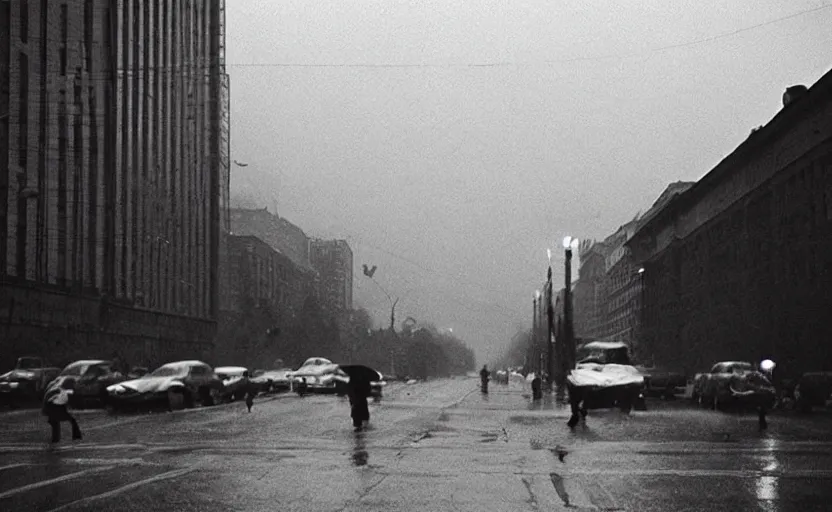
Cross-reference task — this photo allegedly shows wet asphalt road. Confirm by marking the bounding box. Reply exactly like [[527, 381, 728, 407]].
[[1, 378, 831, 511]]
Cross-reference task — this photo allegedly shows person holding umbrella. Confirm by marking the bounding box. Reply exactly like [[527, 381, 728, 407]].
[[42, 377, 83, 443], [338, 365, 380, 432]]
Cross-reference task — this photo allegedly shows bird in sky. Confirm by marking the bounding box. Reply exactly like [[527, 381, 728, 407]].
[[233, 160, 248, 167], [362, 264, 377, 278]]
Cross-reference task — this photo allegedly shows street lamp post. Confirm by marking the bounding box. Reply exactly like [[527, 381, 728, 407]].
[[561, 236, 579, 389], [532, 291, 540, 374], [636, 267, 645, 357], [364, 265, 399, 375]]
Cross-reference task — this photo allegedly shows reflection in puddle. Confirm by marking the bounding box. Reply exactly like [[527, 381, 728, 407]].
[[756, 476, 778, 501], [755, 437, 780, 506], [351, 433, 368, 466]]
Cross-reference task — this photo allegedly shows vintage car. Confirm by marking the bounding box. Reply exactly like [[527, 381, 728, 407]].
[[250, 368, 293, 393], [0, 356, 62, 403], [287, 357, 342, 394], [636, 365, 688, 399], [566, 342, 646, 419], [127, 367, 149, 379], [48, 360, 127, 408], [693, 361, 775, 411], [215, 366, 249, 401], [793, 372, 832, 413], [106, 360, 223, 411]]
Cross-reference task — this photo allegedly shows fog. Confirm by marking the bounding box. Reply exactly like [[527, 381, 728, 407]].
[[225, 0, 831, 363]]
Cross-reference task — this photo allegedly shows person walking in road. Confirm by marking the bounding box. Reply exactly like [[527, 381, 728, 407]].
[[347, 379, 371, 432], [42, 378, 82, 443], [242, 371, 255, 413], [480, 365, 490, 393]]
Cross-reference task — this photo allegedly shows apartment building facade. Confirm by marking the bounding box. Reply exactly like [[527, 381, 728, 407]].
[[0, 0, 229, 368]]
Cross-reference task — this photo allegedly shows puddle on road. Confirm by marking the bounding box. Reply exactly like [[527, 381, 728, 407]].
[[509, 415, 551, 426]]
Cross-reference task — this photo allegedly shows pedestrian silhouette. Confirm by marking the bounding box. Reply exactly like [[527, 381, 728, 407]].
[[243, 371, 255, 412], [42, 378, 82, 443]]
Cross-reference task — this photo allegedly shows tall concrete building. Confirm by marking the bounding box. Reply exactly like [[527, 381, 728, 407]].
[[0, 0, 229, 368], [628, 71, 832, 378], [309, 239, 353, 314]]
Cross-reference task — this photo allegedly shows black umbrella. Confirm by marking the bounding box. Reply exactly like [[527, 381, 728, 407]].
[[338, 365, 382, 384]]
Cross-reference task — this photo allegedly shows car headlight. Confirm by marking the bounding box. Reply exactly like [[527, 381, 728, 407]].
[[8, 382, 19, 389]]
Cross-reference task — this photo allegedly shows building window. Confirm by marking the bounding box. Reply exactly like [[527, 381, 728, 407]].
[[60, 4, 68, 75], [84, 0, 93, 71], [20, 0, 28, 42], [17, 52, 28, 167]]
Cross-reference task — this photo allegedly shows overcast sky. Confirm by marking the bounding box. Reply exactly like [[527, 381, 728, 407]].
[[225, 0, 832, 365]]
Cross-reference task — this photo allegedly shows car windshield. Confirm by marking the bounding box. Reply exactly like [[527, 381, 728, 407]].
[[60, 363, 91, 376], [577, 346, 631, 365], [17, 358, 41, 369], [150, 365, 186, 377]]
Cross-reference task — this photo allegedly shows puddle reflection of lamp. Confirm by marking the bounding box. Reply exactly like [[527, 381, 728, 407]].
[[755, 438, 780, 503]]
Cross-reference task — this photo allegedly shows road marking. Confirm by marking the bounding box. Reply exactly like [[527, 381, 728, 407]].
[[45, 466, 198, 512], [0, 466, 113, 500], [564, 468, 832, 478], [83, 419, 139, 431], [0, 462, 30, 472], [60, 458, 152, 466], [0, 442, 151, 453]]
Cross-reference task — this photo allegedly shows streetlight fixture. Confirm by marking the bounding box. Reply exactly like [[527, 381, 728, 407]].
[[363, 264, 399, 375]]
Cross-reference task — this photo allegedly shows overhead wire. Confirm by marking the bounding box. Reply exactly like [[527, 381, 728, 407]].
[[226, 4, 832, 69], [13, 4, 831, 72]]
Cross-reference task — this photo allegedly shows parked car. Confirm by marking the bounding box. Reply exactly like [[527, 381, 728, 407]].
[[636, 365, 688, 399], [693, 361, 775, 411], [287, 357, 342, 394], [49, 360, 127, 408], [793, 372, 832, 413], [127, 367, 149, 379], [0, 356, 62, 403], [251, 368, 292, 393], [215, 366, 249, 401], [106, 360, 223, 412], [568, 342, 646, 414]]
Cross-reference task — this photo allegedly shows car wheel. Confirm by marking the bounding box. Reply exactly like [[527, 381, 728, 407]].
[[167, 389, 186, 411]]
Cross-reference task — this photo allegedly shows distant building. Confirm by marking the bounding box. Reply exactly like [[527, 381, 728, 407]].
[[0, 0, 229, 368], [572, 240, 608, 340], [229, 208, 314, 273], [627, 69, 832, 377], [598, 219, 642, 349], [309, 239, 353, 314], [222, 234, 316, 317]]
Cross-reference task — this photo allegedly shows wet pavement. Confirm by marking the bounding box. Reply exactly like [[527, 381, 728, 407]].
[[1, 378, 831, 511]]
